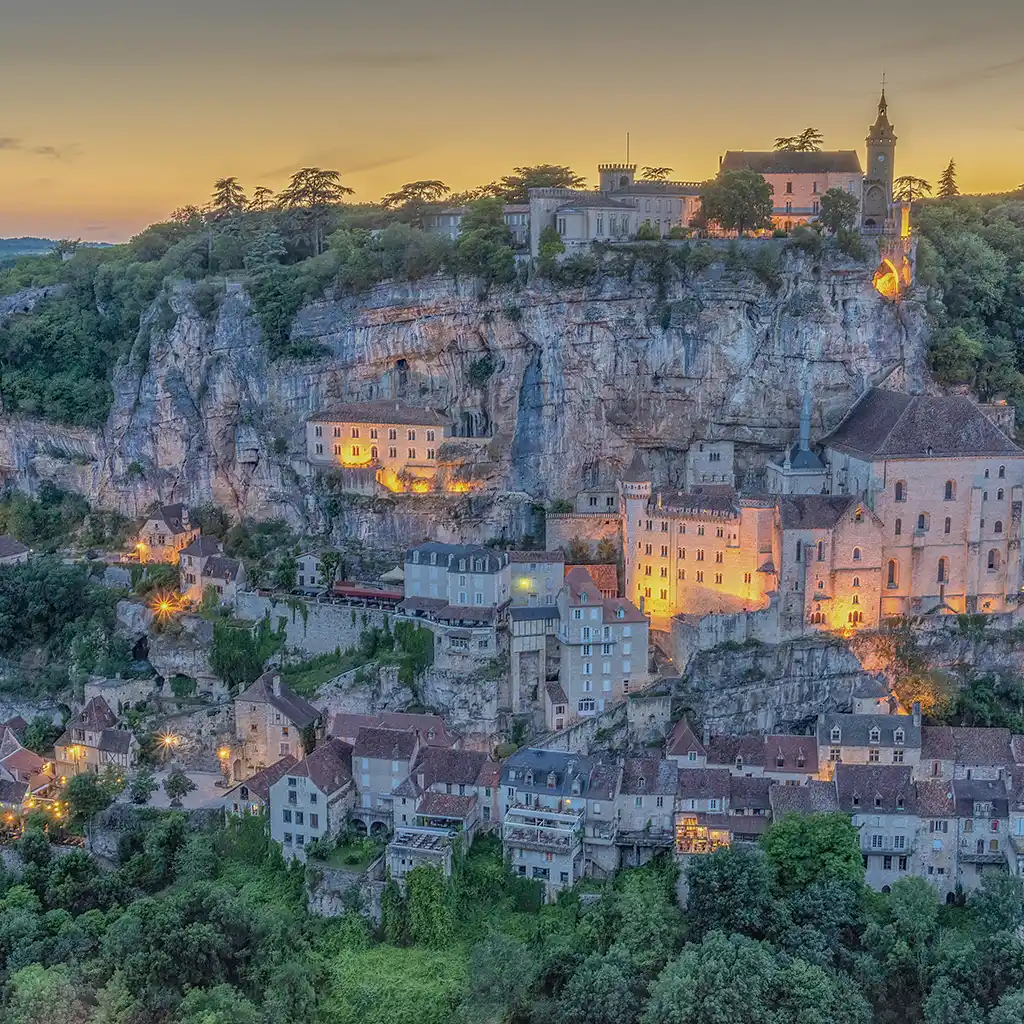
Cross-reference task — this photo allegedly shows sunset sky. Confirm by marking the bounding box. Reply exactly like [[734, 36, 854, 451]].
[[2, 0, 1022, 241]]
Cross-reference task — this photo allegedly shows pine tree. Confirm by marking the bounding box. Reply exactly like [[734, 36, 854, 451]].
[[938, 159, 960, 199]]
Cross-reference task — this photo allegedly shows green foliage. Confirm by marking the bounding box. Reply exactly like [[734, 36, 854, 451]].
[[486, 164, 586, 204], [762, 813, 864, 892], [209, 615, 285, 690], [700, 170, 774, 236], [635, 221, 661, 242], [467, 355, 495, 388], [128, 767, 158, 805], [169, 673, 198, 698], [22, 715, 61, 755], [272, 555, 298, 591], [453, 199, 515, 285], [64, 772, 113, 831], [162, 768, 197, 807], [0, 483, 90, 550], [405, 865, 455, 947], [549, 498, 574, 513], [538, 224, 566, 263], [818, 187, 860, 234]]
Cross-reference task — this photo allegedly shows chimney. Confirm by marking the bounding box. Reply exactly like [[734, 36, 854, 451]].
[[272, 674, 282, 697], [912, 701, 921, 727], [701, 724, 710, 746]]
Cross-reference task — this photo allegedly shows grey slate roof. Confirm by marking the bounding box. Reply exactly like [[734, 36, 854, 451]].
[[676, 768, 731, 800], [817, 712, 920, 750], [405, 543, 508, 574], [155, 503, 190, 535], [555, 193, 634, 211], [354, 727, 418, 761], [835, 764, 915, 813], [915, 780, 956, 818], [719, 150, 863, 175], [510, 606, 560, 622], [229, 755, 298, 803], [237, 672, 321, 730], [203, 556, 242, 581], [823, 389, 1021, 461], [588, 763, 621, 801], [621, 756, 678, 795], [763, 735, 818, 775], [545, 681, 568, 704], [952, 778, 1008, 818], [0, 778, 28, 805], [294, 737, 353, 796], [308, 401, 448, 427], [622, 451, 649, 483], [98, 730, 133, 755], [779, 494, 859, 531], [181, 536, 222, 557], [502, 748, 594, 796], [508, 551, 564, 564]]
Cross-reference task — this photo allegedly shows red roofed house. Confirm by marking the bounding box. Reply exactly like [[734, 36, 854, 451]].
[[54, 697, 138, 783], [565, 563, 618, 599]]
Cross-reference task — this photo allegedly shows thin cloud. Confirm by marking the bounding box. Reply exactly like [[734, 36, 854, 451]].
[[0, 137, 80, 160], [0, 137, 23, 150], [920, 56, 1024, 93]]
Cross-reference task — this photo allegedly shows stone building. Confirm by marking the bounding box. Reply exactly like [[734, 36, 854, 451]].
[[351, 726, 422, 835], [685, 441, 736, 490], [223, 755, 297, 816], [132, 504, 198, 564], [180, 536, 244, 605], [53, 697, 138, 783], [816, 705, 922, 779], [268, 738, 354, 861], [232, 672, 323, 782], [822, 389, 1024, 616], [306, 402, 448, 494], [556, 567, 648, 722], [764, 394, 827, 496]]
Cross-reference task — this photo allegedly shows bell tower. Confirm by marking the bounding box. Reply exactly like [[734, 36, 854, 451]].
[[862, 88, 897, 232]]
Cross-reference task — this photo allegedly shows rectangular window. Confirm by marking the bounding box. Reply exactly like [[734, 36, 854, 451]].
[[310, 814, 319, 829], [871, 834, 883, 849], [283, 809, 292, 823], [883, 855, 892, 870]]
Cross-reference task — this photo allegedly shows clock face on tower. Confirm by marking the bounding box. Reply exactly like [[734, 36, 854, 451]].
[[877, 154, 886, 162]]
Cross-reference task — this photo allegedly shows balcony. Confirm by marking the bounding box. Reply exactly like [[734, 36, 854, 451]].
[[503, 805, 584, 853]]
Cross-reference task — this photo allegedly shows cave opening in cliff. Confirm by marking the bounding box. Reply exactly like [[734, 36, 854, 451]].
[[872, 258, 901, 300]]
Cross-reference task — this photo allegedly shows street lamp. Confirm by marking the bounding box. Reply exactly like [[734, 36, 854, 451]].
[[217, 746, 232, 788]]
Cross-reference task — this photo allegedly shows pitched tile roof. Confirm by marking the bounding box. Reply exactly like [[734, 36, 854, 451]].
[[331, 711, 460, 748], [603, 597, 646, 623], [915, 780, 956, 817], [667, 718, 706, 759], [676, 768, 731, 799], [0, 535, 29, 559], [415, 746, 488, 787], [835, 764, 915, 813], [181, 536, 222, 557], [509, 550, 564, 563], [77, 697, 118, 731], [154, 503, 190, 534], [817, 712, 920, 749], [622, 451, 649, 483], [98, 730, 134, 755], [476, 760, 502, 789], [203, 556, 242, 581], [293, 737, 352, 795], [308, 401, 448, 427], [0, 778, 28, 805], [565, 563, 618, 596], [921, 726, 956, 761], [237, 672, 321, 729], [769, 780, 839, 815], [354, 727, 418, 761], [729, 775, 772, 808], [588, 763, 621, 801], [501, 748, 595, 795], [417, 792, 477, 819], [621, 756, 678, 795], [563, 566, 603, 605], [764, 734, 818, 775], [719, 150, 863, 175], [952, 778, 1008, 818], [555, 192, 634, 210], [948, 727, 1013, 768], [405, 543, 508, 574], [823, 389, 1021, 461], [228, 754, 298, 803], [705, 735, 765, 768], [545, 681, 568, 704]]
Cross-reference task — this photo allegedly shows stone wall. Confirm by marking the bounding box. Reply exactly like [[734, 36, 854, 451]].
[[85, 676, 158, 711], [671, 599, 785, 671], [235, 593, 393, 656], [306, 856, 385, 922]]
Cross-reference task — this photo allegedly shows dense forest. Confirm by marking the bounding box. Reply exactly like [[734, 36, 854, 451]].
[[1, 811, 1023, 1023]]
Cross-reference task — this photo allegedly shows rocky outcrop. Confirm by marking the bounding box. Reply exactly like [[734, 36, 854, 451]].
[[678, 636, 886, 734], [0, 285, 65, 329], [0, 252, 928, 555]]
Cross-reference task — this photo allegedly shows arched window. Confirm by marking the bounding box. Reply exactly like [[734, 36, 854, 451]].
[[817, 580, 825, 590], [937, 557, 948, 584], [917, 513, 929, 532], [852, 576, 860, 587], [995, 520, 1004, 535], [999, 465, 1006, 478], [988, 549, 1001, 571], [371, 446, 378, 459], [852, 594, 860, 606], [817, 541, 825, 562], [894, 518, 902, 537], [985, 469, 990, 479], [894, 481, 906, 502], [944, 480, 955, 501], [887, 560, 898, 588], [944, 517, 951, 535], [852, 547, 862, 561], [998, 489, 1005, 500]]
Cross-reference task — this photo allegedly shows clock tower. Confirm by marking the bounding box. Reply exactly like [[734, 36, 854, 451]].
[[862, 89, 897, 232]]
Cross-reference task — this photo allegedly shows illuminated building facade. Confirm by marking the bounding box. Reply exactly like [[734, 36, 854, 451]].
[[53, 697, 138, 782], [306, 401, 448, 493], [132, 503, 198, 564]]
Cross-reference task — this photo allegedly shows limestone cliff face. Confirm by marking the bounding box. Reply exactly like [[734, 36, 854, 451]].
[[0, 251, 929, 548]]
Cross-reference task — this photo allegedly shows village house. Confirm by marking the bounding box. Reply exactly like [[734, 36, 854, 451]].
[[306, 401, 448, 494], [330, 711, 461, 750], [351, 726, 423, 835], [180, 536, 244, 605], [555, 567, 649, 725], [0, 535, 29, 565], [268, 738, 355, 861], [508, 550, 564, 721], [685, 441, 737, 490], [816, 706, 923, 778], [232, 672, 322, 782], [953, 778, 1010, 892], [0, 726, 52, 811], [295, 551, 338, 592], [132, 504, 199, 564], [665, 718, 708, 768], [223, 754, 297, 816], [53, 697, 138, 783], [500, 748, 594, 902], [566, 564, 619, 599], [675, 768, 733, 854]]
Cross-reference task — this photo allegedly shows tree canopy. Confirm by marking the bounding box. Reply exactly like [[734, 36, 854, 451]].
[[700, 170, 774, 236]]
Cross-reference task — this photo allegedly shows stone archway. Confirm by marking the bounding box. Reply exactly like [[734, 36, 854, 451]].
[[370, 820, 388, 837]]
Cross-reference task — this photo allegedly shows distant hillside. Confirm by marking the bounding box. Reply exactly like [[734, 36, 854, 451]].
[[0, 237, 57, 258]]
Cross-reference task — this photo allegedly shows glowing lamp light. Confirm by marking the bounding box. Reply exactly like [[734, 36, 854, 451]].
[[410, 479, 431, 494], [217, 747, 231, 761], [160, 733, 180, 749]]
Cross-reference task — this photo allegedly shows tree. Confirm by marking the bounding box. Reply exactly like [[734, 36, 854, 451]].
[[22, 714, 61, 755], [566, 536, 591, 563], [818, 187, 860, 234], [99, 763, 128, 798], [991, 990, 1024, 1024], [380, 180, 451, 227], [762, 813, 863, 891], [64, 772, 113, 837], [316, 550, 342, 589], [404, 864, 453, 947], [129, 767, 158, 805], [635, 221, 661, 241], [937, 159, 960, 199], [700, 170, 774, 236], [273, 555, 298, 591], [380, 875, 409, 945], [489, 164, 586, 203], [5, 963, 84, 1024], [538, 224, 566, 263], [556, 945, 646, 1024], [893, 176, 933, 203], [775, 128, 824, 152], [595, 538, 618, 564], [642, 167, 673, 181], [209, 616, 284, 690], [163, 767, 197, 807], [276, 167, 354, 255], [210, 177, 247, 219], [968, 872, 1024, 933], [685, 846, 780, 939], [454, 198, 515, 284]]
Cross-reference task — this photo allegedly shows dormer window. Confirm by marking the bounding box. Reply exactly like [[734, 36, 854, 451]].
[[896, 796, 904, 810], [547, 771, 557, 789], [688, 750, 697, 762], [459, 559, 466, 571], [430, 552, 437, 565], [637, 776, 646, 790], [869, 727, 880, 743], [525, 770, 534, 786], [894, 729, 905, 745], [852, 793, 860, 807], [874, 794, 883, 808], [580, 592, 588, 604], [776, 755, 785, 768], [797, 755, 805, 768], [830, 726, 841, 743], [735, 757, 743, 770], [616, 607, 624, 619], [570, 778, 581, 796], [413, 551, 420, 564]]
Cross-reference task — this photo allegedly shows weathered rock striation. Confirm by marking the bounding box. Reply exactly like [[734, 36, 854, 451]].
[[0, 252, 928, 554]]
